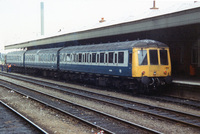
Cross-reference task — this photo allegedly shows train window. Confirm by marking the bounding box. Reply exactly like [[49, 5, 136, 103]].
[[138, 50, 147, 65], [115, 53, 117, 63], [149, 50, 158, 65], [100, 53, 104, 63], [118, 52, 124, 63], [50, 54, 52, 62], [86, 53, 89, 62], [85, 53, 87, 62], [47, 54, 49, 61], [89, 54, 92, 63], [44, 54, 46, 61], [109, 52, 114, 63], [82, 54, 85, 63], [70, 54, 73, 62], [51, 54, 54, 61], [76, 54, 79, 62], [52, 54, 56, 62], [97, 54, 100, 63], [79, 53, 82, 62], [105, 53, 108, 63], [92, 53, 96, 63], [160, 50, 168, 65], [66, 54, 70, 62], [73, 54, 76, 62]]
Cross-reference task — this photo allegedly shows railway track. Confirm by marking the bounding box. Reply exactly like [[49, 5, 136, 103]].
[[138, 95, 200, 109], [0, 100, 47, 134], [1, 72, 200, 108], [0, 72, 200, 131], [0, 76, 161, 134]]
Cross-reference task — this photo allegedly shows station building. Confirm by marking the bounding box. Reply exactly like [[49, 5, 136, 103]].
[[4, 2, 200, 77]]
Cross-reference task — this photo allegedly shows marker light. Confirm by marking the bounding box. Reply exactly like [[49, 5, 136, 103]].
[[164, 71, 167, 75], [142, 71, 145, 75]]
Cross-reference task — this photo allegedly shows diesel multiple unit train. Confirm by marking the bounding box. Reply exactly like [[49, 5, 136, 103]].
[[6, 39, 172, 92]]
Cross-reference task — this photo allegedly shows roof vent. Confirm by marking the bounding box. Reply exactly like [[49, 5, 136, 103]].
[[99, 18, 106, 23], [150, 0, 159, 10]]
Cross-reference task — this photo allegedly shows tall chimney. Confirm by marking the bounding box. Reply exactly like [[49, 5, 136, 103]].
[[41, 2, 44, 35], [150, 0, 159, 10]]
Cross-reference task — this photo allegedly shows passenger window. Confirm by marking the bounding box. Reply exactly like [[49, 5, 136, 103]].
[[70, 54, 73, 62], [86, 53, 90, 62], [97, 54, 100, 63], [160, 50, 168, 65], [73, 54, 76, 62], [150, 50, 158, 65], [138, 50, 148, 65], [89, 54, 92, 63], [85, 53, 87, 62], [100, 53, 104, 63], [82, 54, 85, 63], [118, 52, 124, 63], [115, 53, 117, 63], [109, 52, 114, 63], [76, 54, 78, 62], [105, 53, 108, 63], [92, 53, 96, 63], [67, 54, 70, 62], [79, 53, 82, 62], [52, 54, 54, 62]]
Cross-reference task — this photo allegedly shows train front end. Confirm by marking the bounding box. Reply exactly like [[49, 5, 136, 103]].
[[132, 44, 172, 89]]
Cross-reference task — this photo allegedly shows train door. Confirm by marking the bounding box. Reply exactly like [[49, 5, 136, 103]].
[[114, 52, 118, 66], [148, 49, 160, 76], [132, 48, 149, 77]]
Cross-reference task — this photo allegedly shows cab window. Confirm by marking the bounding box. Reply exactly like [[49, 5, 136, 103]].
[[138, 50, 147, 65], [149, 50, 158, 65], [160, 50, 168, 65]]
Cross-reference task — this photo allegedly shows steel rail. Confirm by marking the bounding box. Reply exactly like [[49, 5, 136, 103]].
[[1, 72, 199, 108], [1, 72, 200, 129], [0, 80, 161, 134], [0, 100, 48, 134], [1, 72, 200, 108]]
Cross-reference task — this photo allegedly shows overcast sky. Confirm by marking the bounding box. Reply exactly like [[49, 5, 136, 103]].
[[0, 0, 197, 51]]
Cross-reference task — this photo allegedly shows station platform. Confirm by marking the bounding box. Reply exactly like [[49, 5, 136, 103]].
[[173, 76, 200, 86], [166, 76, 200, 101]]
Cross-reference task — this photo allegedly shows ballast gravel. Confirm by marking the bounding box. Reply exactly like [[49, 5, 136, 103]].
[[0, 88, 99, 134], [0, 73, 200, 134]]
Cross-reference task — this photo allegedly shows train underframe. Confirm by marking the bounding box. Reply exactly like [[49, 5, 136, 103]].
[[10, 66, 172, 93]]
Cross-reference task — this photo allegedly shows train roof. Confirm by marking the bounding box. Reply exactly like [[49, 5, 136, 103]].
[[7, 50, 26, 55], [26, 47, 62, 54], [60, 39, 168, 52]]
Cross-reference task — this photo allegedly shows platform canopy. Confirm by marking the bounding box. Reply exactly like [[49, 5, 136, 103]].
[[4, 3, 200, 50]]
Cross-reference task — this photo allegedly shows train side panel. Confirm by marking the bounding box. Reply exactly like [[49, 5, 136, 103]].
[[25, 48, 61, 70], [59, 50, 132, 77], [6, 51, 26, 67]]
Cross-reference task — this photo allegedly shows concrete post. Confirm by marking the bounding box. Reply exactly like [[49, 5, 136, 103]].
[[41, 2, 44, 35]]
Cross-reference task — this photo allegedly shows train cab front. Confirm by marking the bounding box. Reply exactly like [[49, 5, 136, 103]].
[[132, 46, 172, 89]]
